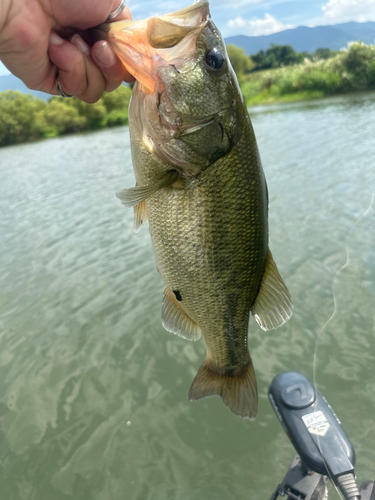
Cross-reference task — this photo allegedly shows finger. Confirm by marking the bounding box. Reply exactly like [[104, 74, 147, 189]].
[[52, 0, 131, 30], [49, 32, 90, 97], [70, 35, 108, 102], [49, 32, 106, 102], [26, 62, 60, 95], [91, 40, 133, 91], [90, 4, 134, 89]]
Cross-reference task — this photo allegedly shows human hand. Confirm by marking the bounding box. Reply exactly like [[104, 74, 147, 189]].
[[0, 0, 134, 103]]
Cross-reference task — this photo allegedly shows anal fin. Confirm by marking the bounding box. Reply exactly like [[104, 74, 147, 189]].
[[251, 249, 293, 331], [133, 200, 148, 233], [161, 287, 201, 341], [188, 359, 258, 420]]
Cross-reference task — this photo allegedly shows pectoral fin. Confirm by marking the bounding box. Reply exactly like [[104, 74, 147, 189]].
[[133, 201, 148, 233], [116, 170, 178, 207], [251, 249, 293, 331], [161, 287, 201, 341]]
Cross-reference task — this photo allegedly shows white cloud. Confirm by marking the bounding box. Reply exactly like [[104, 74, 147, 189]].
[[228, 14, 293, 36], [228, 16, 248, 28], [322, 0, 375, 22]]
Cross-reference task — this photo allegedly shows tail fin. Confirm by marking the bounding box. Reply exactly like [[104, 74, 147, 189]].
[[188, 359, 258, 420]]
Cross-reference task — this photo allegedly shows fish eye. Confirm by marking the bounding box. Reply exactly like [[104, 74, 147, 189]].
[[205, 48, 225, 70]]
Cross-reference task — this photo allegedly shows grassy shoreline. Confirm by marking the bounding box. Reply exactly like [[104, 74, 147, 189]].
[[240, 42, 375, 107], [245, 89, 325, 106]]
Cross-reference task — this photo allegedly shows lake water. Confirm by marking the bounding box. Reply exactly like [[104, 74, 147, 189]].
[[0, 92, 374, 500]]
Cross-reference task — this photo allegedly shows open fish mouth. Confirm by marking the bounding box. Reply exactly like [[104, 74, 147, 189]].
[[93, 0, 211, 92]]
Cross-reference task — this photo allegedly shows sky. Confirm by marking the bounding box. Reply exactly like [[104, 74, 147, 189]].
[[1, 0, 375, 76]]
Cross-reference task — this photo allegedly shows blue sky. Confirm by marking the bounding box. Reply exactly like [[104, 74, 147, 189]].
[[1, 0, 375, 76], [128, 0, 375, 36]]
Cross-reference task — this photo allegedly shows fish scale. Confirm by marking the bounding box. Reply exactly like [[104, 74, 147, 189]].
[[147, 122, 267, 370]]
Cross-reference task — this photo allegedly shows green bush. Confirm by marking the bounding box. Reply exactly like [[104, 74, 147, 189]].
[[101, 85, 132, 112], [302, 69, 342, 93], [341, 42, 375, 88], [101, 109, 128, 127], [366, 59, 375, 86], [226, 45, 255, 79], [252, 44, 303, 70], [241, 80, 264, 100], [0, 91, 46, 146], [41, 100, 86, 134], [62, 98, 107, 129], [313, 48, 340, 61], [273, 67, 301, 94], [0, 84, 134, 147], [276, 67, 343, 95]]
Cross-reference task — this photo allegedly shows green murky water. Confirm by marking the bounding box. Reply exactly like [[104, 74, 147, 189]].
[[0, 92, 374, 500]]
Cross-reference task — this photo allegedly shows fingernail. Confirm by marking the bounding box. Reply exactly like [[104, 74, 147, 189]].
[[71, 34, 91, 56], [96, 42, 116, 66], [49, 32, 64, 46]]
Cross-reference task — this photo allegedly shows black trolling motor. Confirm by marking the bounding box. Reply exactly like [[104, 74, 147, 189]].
[[268, 372, 375, 500]]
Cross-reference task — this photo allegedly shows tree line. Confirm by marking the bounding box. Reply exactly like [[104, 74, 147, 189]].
[[227, 42, 375, 105], [227, 43, 341, 76], [0, 85, 132, 147]]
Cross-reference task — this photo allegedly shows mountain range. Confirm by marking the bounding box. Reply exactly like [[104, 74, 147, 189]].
[[0, 74, 50, 100], [226, 21, 375, 55], [1, 20, 374, 97]]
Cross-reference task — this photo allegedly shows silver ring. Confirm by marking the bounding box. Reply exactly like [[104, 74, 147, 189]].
[[106, 0, 126, 21], [56, 80, 72, 98]]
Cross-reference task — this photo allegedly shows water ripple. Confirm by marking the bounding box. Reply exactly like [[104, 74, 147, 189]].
[[0, 94, 375, 498]]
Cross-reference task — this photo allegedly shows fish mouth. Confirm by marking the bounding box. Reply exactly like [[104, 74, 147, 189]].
[[92, 0, 210, 92]]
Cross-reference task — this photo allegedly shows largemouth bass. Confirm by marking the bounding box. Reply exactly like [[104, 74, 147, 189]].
[[96, 0, 292, 419]]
